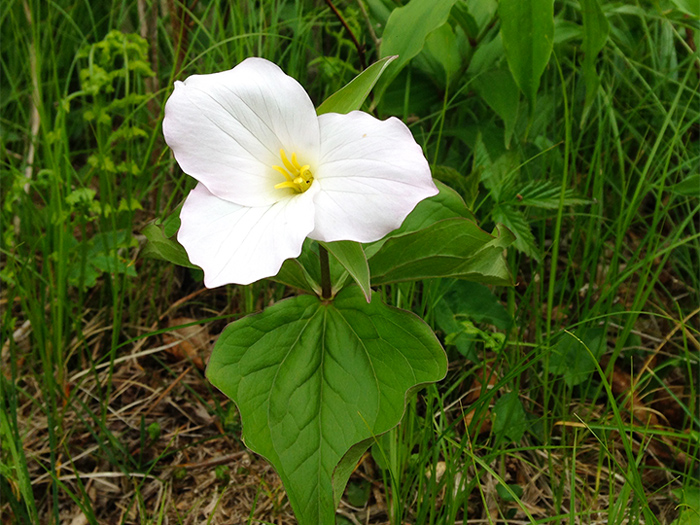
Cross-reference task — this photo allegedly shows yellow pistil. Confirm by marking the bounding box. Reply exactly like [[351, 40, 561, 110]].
[[273, 149, 314, 193]]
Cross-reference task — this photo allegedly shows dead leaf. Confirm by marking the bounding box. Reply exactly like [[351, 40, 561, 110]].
[[162, 317, 210, 370], [463, 365, 498, 435], [610, 367, 659, 426]]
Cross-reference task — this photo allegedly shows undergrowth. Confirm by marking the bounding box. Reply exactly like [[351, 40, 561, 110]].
[[1, 0, 698, 523]]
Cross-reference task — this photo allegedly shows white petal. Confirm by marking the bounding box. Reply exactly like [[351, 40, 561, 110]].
[[163, 58, 320, 207], [178, 183, 318, 287], [309, 112, 438, 243]]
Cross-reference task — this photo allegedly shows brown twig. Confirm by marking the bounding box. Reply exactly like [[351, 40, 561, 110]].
[[143, 365, 193, 417], [164, 450, 248, 469], [324, 0, 366, 70], [633, 305, 700, 390], [167, 0, 193, 76]]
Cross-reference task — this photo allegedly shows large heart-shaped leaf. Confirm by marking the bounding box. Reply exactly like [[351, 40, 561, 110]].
[[207, 287, 446, 524]]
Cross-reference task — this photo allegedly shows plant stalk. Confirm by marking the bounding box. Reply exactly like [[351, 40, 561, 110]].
[[319, 245, 332, 300]]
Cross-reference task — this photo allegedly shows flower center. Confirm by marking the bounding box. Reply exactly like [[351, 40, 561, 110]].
[[273, 149, 314, 193]]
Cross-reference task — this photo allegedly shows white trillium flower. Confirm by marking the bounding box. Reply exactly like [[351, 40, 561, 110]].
[[163, 57, 438, 287]]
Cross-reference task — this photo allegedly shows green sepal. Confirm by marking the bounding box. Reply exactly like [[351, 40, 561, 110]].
[[272, 258, 319, 294], [316, 56, 397, 115], [141, 220, 198, 269], [320, 240, 371, 302]]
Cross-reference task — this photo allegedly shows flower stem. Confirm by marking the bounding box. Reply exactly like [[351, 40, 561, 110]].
[[319, 245, 332, 300]]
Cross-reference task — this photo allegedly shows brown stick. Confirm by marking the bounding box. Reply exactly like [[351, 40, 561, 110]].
[[324, 0, 366, 70]]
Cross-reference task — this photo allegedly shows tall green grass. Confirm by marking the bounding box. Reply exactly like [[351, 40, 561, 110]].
[[2, 0, 698, 523]]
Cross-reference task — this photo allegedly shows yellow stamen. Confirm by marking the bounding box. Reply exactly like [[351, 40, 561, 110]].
[[273, 149, 314, 193], [274, 180, 299, 190], [280, 149, 296, 174], [291, 153, 302, 171], [272, 165, 293, 182]]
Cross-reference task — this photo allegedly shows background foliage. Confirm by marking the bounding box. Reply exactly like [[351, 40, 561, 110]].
[[1, 0, 698, 523]]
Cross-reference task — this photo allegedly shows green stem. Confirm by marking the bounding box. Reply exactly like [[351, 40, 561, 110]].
[[319, 245, 332, 300]]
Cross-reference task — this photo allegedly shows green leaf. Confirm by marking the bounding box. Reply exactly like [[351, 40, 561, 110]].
[[423, 22, 462, 85], [670, 0, 700, 17], [365, 180, 474, 259], [345, 480, 371, 507], [439, 281, 513, 330], [316, 56, 397, 116], [514, 180, 590, 209], [377, 0, 460, 98], [321, 241, 371, 302], [467, 32, 504, 77], [670, 174, 700, 198], [474, 69, 520, 148], [493, 390, 527, 442], [369, 218, 514, 286], [492, 205, 540, 261], [550, 328, 606, 387], [580, 0, 609, 122], [496, 483, 524, 502], [207, 287, 446, 525], [141, 222, 198, 269], [434, 281, 511, 360], [402, 179, 474, 228], [162, 206, 183, 238], [271, 259, 318, 294], [450, 1, 480, 40], [479, 148, 521, 201], [670, 486, 700, 525], [498, 0, 554, 112]]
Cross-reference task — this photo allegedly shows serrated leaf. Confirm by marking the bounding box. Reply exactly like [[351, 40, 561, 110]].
[[499, 0, 554, 112], [206, 287, 446, 525], [515, 180, 589, 209], [492, 205, 539, 261], [369, 218, 514, 286], [480, 150, 520, 200], [316, 56, 397, 116], [496, 483, 524, 502]]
